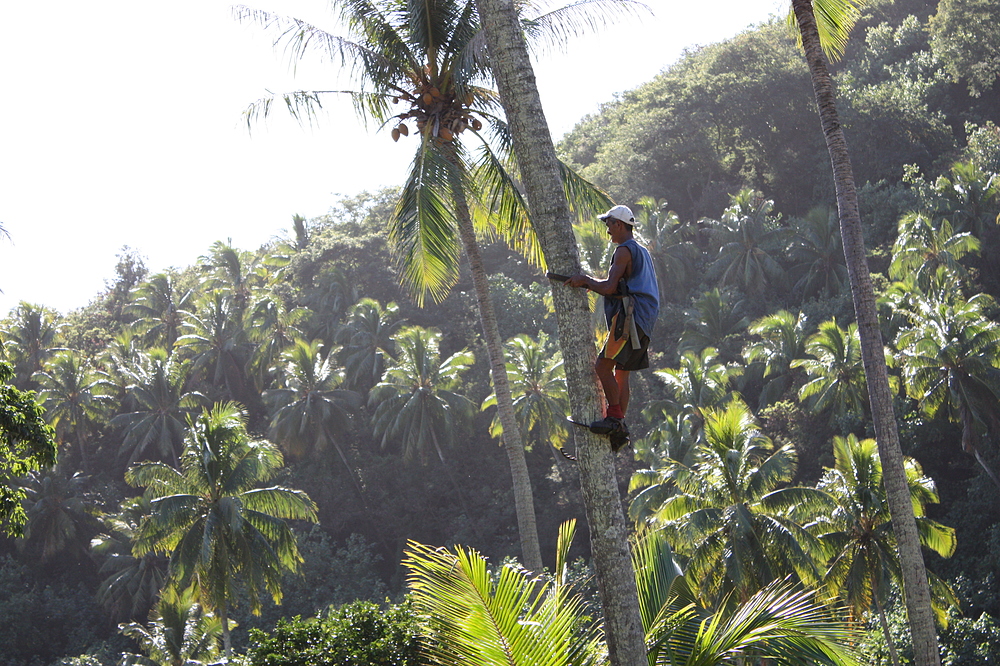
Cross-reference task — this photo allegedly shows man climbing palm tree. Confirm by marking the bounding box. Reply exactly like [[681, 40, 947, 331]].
[[566, 205, 659, 451]]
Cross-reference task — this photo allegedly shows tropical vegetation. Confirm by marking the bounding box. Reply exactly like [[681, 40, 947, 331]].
[[1, 0, 999, 663]]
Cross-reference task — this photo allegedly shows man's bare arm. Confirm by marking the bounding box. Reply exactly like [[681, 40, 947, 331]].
[[566, 246, 632, 294]]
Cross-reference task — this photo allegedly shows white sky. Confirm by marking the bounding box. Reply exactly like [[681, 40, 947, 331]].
[[0, 0, 785, 315]]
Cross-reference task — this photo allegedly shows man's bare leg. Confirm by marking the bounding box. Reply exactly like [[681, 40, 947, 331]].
[[596, 356, 620, 409], [616, 369, 631, 416]]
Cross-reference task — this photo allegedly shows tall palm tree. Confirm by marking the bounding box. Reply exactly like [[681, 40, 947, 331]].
[[92, 496, 169, 623], [811, 434, 956, 666], [301, 266, 358, 347], [369, 326, 479, 534], [198, 240, 264, 318], [928, 160, 1000, 238], [788, 0, 943, 659], [470, 0, 651, 660], [111, 349, 204, 466], [481, 333, 570, 466], [878, 267, 967, 348], [895, 293, 1000, 489], [705, 189, 789, 296], [234, 0, 616, 571], [33, 350, 115, 473], [263, 338, 363, 483], [118, 584, 224, 666], [18, 467, 98, 562], [645, 399, 830, 605], [1, 302, 64, 389], [334, 298, 404, 393], [126, 402, 318, 655], [260, 214, 311, 285], [677, 288, 749, 362], [629, 412, 698, 524], [787, 208, 848, 301], [369, 326, 474, 464], [650, 347, 738, 437], [743, 310, 813, 409], [104, 329, 149, 396], [792, 319, 872, 426], [889, 213, 979, 289], [245, 295, 310, 391], [175, 292, 252, 407], [126, 272, 194, 351]]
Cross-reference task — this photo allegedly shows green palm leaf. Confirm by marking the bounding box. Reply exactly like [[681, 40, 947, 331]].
[[393, 138, 462, 304], [404, 540, 600, 666], [785, 0, 863, 60]]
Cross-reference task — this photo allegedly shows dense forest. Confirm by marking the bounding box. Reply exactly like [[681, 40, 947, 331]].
[[2, 0, 1000, 663]]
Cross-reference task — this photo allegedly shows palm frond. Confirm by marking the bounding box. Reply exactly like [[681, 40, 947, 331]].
[[915, 517, 956, 558], [632, 527, 683, 635], [404, 540, 599, 666], [392, 138, 461, 304], [554, 518, 577, 590], [698, 581, 858, 666], [125, 462, 186, 493], [240, 487, 319, 522], [234, 5, 416, 92], [786, 0, 863, 61], [524, 0, 652, 55], [468, 136, 544, 266], [559, 159, 614, 221]]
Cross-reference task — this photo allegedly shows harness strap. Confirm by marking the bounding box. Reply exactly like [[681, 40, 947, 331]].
[[616, 279, 641, 350], [623, 294, 641, 349]]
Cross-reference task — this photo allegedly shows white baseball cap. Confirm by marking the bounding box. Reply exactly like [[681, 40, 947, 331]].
[[598, 205, 636, 228]]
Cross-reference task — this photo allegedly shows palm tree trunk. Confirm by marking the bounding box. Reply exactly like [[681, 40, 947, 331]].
[[790, 1, 942, 665], [220, 602, 231, 657], [448, 167, 544, 572], [77, 426, 91, 475], [960, 413, 1000, 491], [323, 428, 369, 501], [472, 2, 647, 664], [971, 445, 1000, 491], [874, 591, 903, 666]]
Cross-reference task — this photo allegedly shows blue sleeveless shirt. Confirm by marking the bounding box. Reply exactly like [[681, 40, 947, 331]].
[[604, 238, 660, 334]]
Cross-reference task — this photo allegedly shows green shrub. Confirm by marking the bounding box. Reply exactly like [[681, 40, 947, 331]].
[[243, 600, 424, 666], [941, 611, 1000, 665]]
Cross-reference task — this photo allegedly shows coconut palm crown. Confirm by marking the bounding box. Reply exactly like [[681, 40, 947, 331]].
[[235, 0, 624, 303], [126, 402, 318, 654]]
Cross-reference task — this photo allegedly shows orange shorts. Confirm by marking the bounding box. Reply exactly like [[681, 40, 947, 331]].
[[599, 311, 650, 371]]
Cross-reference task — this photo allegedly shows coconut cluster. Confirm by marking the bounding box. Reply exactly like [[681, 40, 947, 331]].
[[389, 83, 483, 143]]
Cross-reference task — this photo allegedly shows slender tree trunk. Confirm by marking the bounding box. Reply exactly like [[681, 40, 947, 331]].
[[449, 171, 544, 572], [323, 428, 369, 502], [791, 2, 942, 665], [473, 2, 647, 664], [961, 413, 1000, 491], [971, 446, 1000, 491], [220, 602, 231, 657], [77, 425, 91, 475], [874, 590, 903, 666]]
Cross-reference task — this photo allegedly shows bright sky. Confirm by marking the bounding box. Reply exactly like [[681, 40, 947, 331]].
[[0, 0, 785, 315]]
